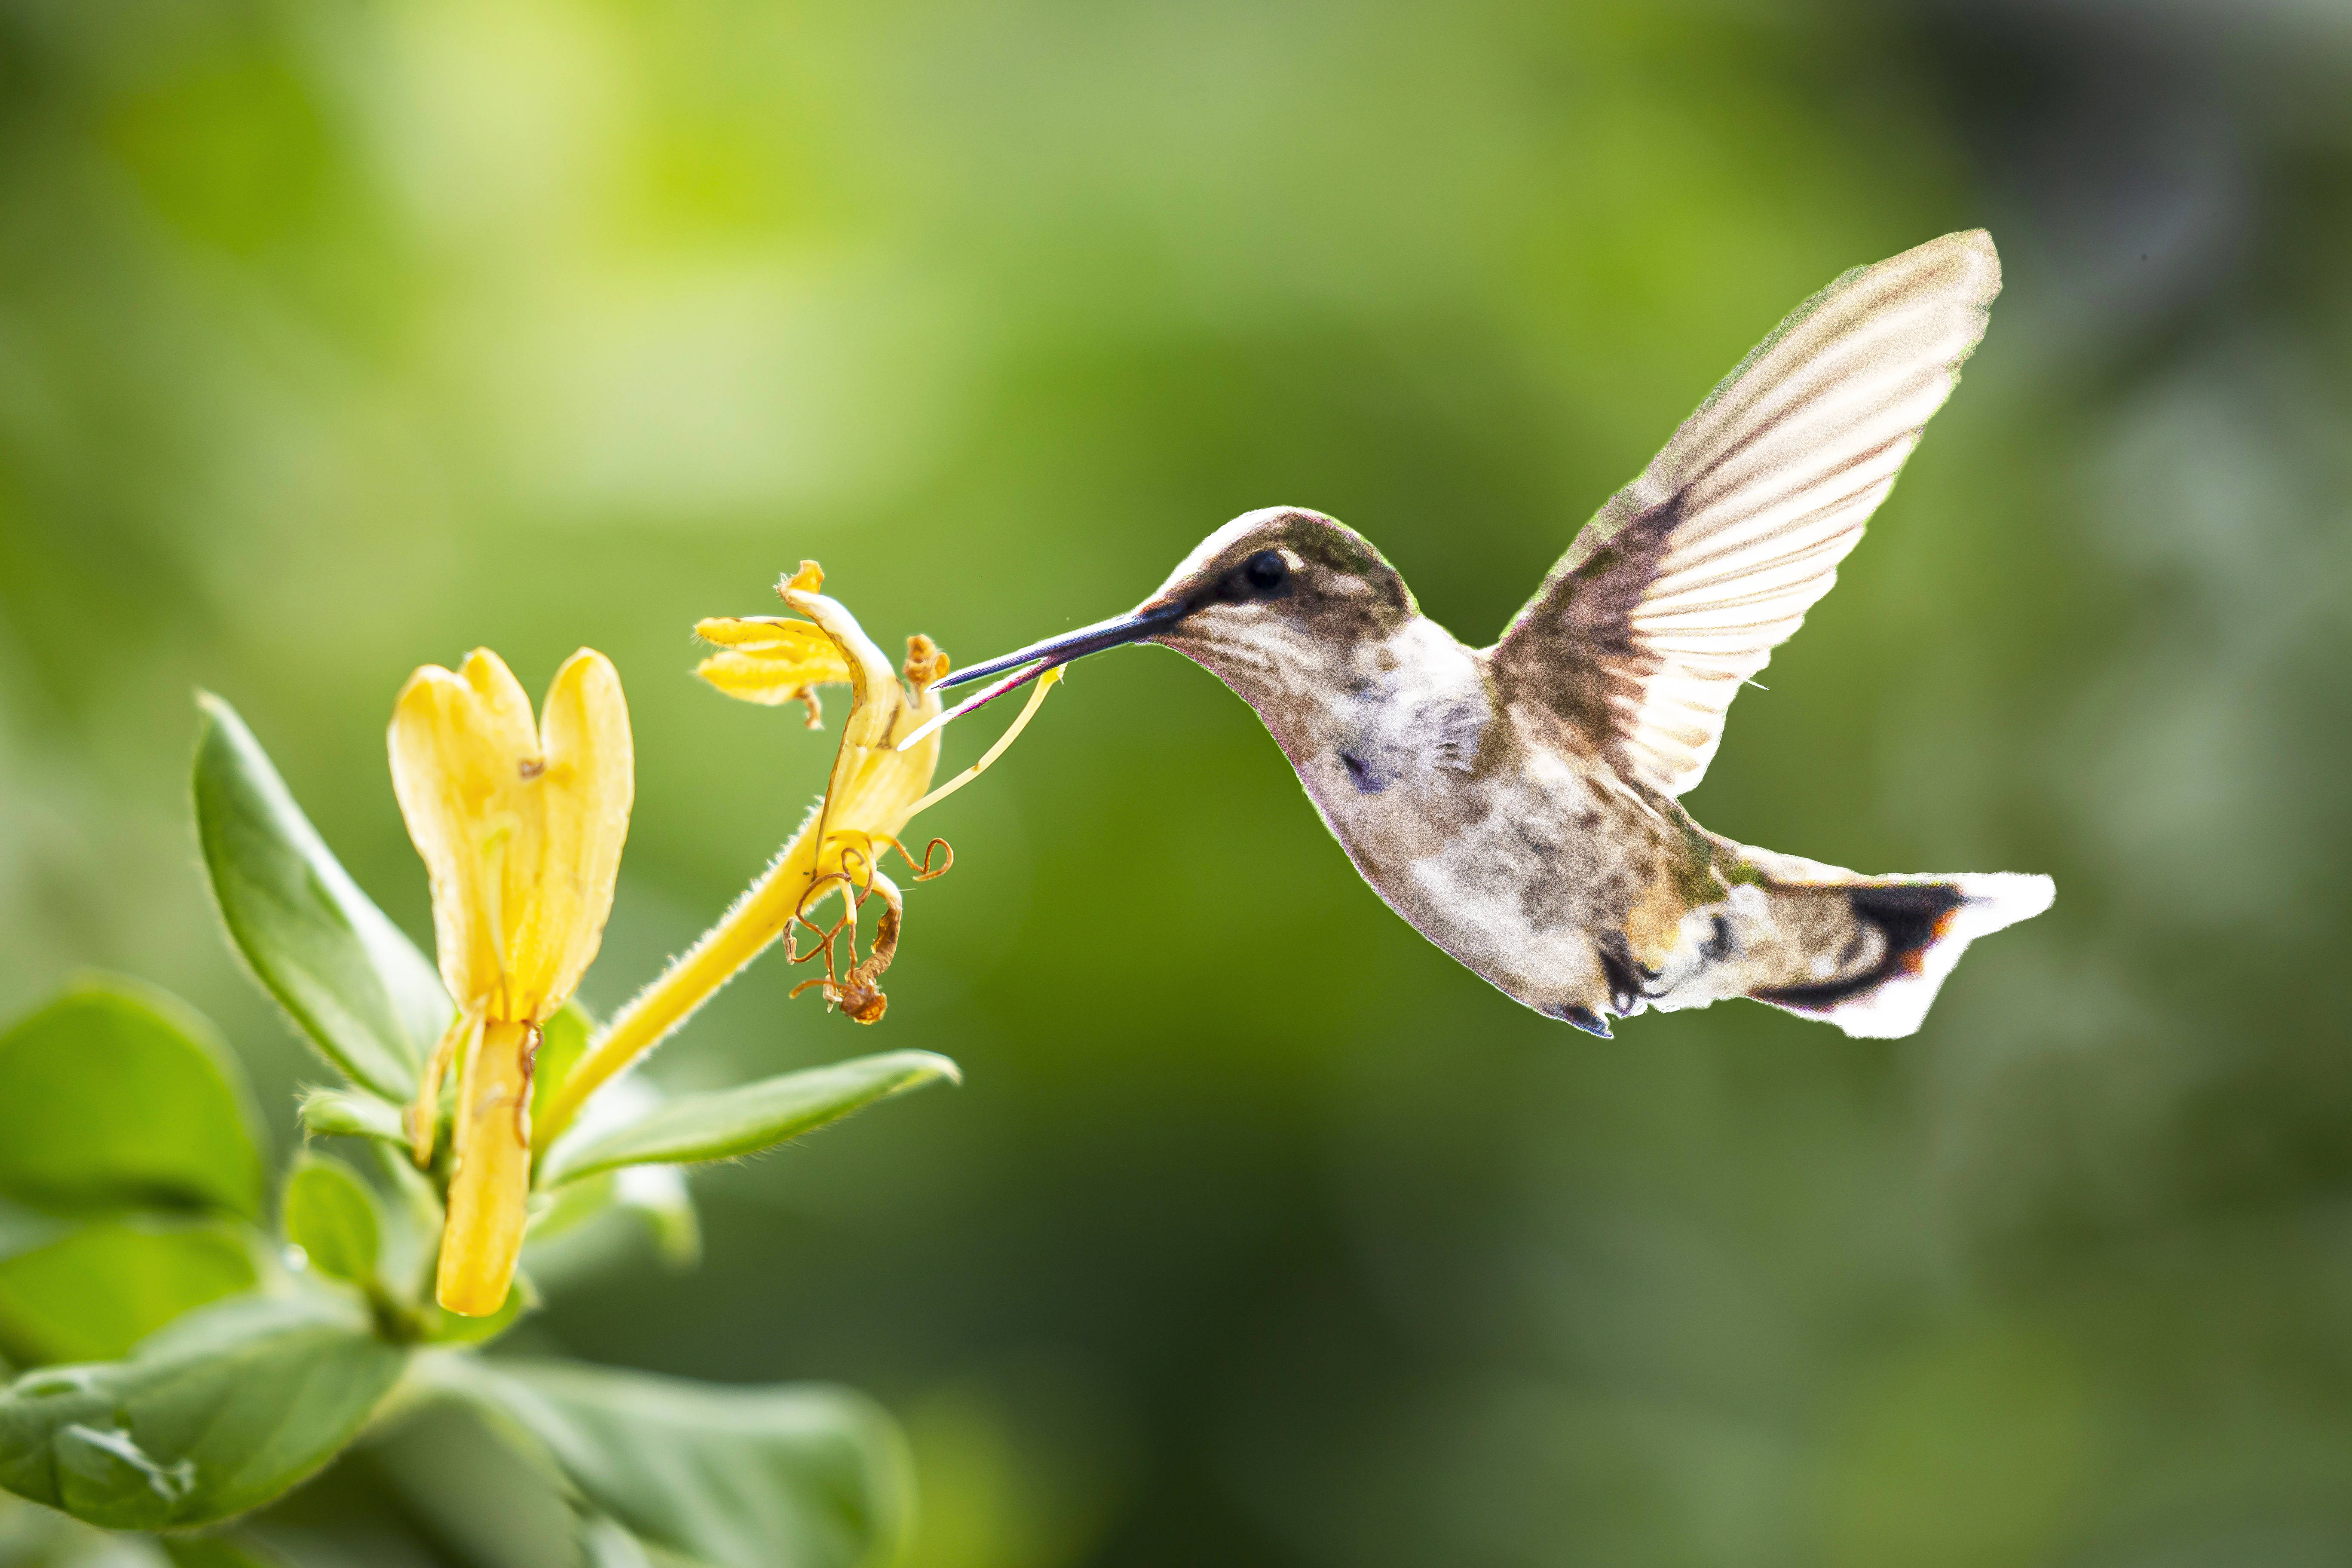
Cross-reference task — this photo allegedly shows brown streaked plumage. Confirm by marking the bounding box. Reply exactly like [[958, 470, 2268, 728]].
[[926, 231, 2053, 1038]]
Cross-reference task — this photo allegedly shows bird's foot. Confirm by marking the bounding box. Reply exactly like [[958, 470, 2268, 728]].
[[1544, 1002, 1614, 1038]]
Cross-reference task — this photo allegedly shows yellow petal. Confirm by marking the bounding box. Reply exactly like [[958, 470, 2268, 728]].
[[389, 659, 526, 1011], [694, 619, 856, 726], [390, 647, 633, 1025], [693, 653, 820, 711], [694, 615, 833, 652], [694, 630, 849, 685], [461, 648, 537, 755], [436, 1018, 534, 1316], [505, 649, 631, 1022], [782, 589, 904, 752]]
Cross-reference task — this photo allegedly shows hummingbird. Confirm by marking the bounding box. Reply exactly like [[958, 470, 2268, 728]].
[[913, 230, 2053, 1038]]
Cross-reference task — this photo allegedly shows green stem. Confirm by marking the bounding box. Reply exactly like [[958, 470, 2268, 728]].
[[533, 804, 833, 1153]]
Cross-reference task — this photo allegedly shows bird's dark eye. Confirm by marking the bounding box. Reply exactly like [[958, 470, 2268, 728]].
[[1240, 550, 1289, 595]]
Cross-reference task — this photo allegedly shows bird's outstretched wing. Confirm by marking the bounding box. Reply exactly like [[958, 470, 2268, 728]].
[[1488, 230, 2000, 798]]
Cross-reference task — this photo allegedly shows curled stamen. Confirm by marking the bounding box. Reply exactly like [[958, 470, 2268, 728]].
[[787, 872, 859, 967], [905, 837, 953, 882], [778, 849, 906, 1024], [830, 871, 902, 1024], [848, 873, 903, 989], [838, 843, 879, 900], [787, 876, 855, 968], [841, 831, 956, 886]]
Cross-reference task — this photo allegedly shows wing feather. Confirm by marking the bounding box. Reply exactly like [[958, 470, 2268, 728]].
[[1489, 230, 2000, 796]]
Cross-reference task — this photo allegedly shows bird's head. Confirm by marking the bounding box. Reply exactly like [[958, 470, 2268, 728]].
[[924, 508, 1418, 732]]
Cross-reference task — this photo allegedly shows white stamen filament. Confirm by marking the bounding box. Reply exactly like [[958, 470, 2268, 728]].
[[897, 660, 1053, 752], [902, 667, 1064, 818]]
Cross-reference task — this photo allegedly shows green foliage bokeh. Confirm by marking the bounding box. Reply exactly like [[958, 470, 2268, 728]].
[[3, 1, 2350, 1565]]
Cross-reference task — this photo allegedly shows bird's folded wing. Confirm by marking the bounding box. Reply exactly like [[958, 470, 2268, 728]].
[[1489, 229, 2001, 798]]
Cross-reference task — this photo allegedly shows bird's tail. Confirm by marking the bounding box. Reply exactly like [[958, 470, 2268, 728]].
[[1736, 864, 2054, 1038]]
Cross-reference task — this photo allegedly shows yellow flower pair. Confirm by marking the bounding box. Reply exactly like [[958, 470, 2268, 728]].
[[389, 563, 1056, 1316], [388, 648, 631, 1316]]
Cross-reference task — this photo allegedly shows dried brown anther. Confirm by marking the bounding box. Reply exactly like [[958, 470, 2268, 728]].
[[784, 848, 908, 1026], [903, 634, 951, 697]]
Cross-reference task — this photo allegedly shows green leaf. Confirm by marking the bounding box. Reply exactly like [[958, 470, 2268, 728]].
[[0, 1223, 257, 1368], [416, 1280, 531, 1348], [162, 1531, 287, 1568], [351, 1143, 445, 1308], [0, 983, 264, 1219], [433, 1359, 910, 1568], [0, 1293, 410, 1530], [282, 1159, 380, 1287], [527, 1166, 700, 1276], [0, 1200, 72, 1263], [526, 1078, 699, 1285], [581, 1514, 656, 1568], [529, 1004, 593, 1130], [193, 694, 449, 1100], [612, 1167, 698, 1270], [358, 1396, 579, 1568], [298, 1088, 407, 1148], [538, 1052, 959, 1188], [522, 1170, 618, 1248]]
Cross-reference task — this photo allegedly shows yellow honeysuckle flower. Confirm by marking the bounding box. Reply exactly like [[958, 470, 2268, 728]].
[[534, 563, 1058, 1150], [389, 647, 631, 1317], [697, 584, 949, 1024]]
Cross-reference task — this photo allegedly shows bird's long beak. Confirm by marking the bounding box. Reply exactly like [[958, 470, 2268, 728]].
[[935, 603, 1185, 691], [898, 601, 1186, 751]]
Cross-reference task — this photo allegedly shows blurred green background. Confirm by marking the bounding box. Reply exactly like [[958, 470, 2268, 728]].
[[4, 0, 2351, 1563]]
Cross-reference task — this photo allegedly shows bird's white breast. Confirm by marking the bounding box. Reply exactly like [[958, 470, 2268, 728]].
[[1266, 619, 1623, 1005]]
